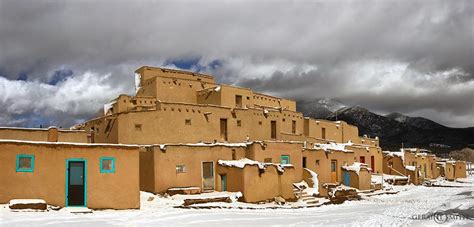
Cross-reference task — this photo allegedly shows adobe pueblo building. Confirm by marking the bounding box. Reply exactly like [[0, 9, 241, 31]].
[[0, 66, 468, 209], [75, 66, 384, 201]]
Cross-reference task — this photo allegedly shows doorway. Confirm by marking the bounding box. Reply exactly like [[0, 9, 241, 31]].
[[360, 156, 366, 164], [202, 162, 215, 191], [66, 159, 86, 207], [235, 95, 242, 108], [331, 160, 337, 182], [271, 121, 277, 139], [220, 119, 228, 141], [370, 156, 375, 172]]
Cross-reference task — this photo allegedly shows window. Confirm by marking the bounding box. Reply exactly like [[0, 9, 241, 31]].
[[176, 165, 186, 173], [185, 119, 192, 125], [302, 157, 307, 168], [280, 155, 290, 165], [292, 120, 296, 134], [264, 158, 273, 163], [237, 120, 242, 127], [235, 95, 242, 108], [16, 154, 34, 172], [321, 128, 326, 139], [100, 157, 115, 173], [135, 124, 142, 131], [315, 160, 320, 165]]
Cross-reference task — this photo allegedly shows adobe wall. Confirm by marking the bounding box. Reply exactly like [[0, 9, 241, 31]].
[[217, 165, 296, 203], [148, 145, 247, 193], [0, 128, 88, 143], [112, 103, 308, 145], [350, 145, 383, 174], [302, 149, 355, 196], [383, 155, 406, 176], [245, 142, 303, 182], [0, 141, 140, 209], [345, 170, 370, 190], [454, 161, 467, 179]]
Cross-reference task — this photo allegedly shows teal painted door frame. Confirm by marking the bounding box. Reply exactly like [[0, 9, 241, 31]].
[[221, 175, 227, 191], [65, 158, 87, 207]]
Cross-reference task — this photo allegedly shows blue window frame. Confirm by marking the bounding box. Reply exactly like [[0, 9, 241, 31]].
[[280, 155, 290, 165], [16, 154, 35, 172], [100, 157, 115, 173]]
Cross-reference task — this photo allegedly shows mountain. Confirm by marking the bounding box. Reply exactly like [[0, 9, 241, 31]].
[[297, 99, 474, 152], [297, 98, 346, 119], [385, 112, 446, 130]]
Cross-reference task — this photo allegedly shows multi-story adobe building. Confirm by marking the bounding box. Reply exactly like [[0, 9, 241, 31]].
[[75, 66, 383, 199]]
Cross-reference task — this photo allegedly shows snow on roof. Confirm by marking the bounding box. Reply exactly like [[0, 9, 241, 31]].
[[405, 165, 416, 171], [384, 150, 405, 163], [0, 126, 86, 132], [341, 162, 371, 175], [313, 142, 353, 152], [218, 158, 293, 173], [213, 86, 221, 92], [103, 100, 117, 115]]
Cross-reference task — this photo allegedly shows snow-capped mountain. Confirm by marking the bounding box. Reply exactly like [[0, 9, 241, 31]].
[[297, 99, 474, 151], [385, 112, 446, 130]]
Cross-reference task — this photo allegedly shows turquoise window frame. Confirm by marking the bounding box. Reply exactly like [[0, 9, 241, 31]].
[[65, 158, 87, 207], [100, 157, 116, 173], [280, 155, 290, 165], [16, 154, 35, 172]]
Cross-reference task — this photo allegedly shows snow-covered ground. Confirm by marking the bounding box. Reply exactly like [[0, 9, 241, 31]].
[[1, 176, 473, 226]]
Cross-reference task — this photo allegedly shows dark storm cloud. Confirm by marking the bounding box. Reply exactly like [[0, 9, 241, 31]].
[[0, 0, 472, 127]]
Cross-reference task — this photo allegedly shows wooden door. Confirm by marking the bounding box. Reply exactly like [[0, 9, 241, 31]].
[[360, 156, 365, 164], [202, 162, 214, 191]]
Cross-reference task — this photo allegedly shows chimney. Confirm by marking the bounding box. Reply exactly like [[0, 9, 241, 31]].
[[47, 127, 59, 142]]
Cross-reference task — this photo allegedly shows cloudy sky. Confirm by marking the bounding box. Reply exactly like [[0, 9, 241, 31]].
[[0, 0, 472, 128]]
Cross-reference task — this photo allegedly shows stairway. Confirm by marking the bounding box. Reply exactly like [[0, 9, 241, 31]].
[[293, 185, 319, 206]]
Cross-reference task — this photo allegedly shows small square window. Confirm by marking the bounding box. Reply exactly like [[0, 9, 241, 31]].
[[100, 157, 115, 173], [258, 121, 262, 125], [237, 120, 242, 127], [135, 124, 142, 131], [185, 119, 192, 125], [280, 155, 290, 165], [16, 154, 34, 172], [315, 160, 320, 165], [176, 165, 186, 173]]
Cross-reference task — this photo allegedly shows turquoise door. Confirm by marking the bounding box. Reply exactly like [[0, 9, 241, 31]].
[[66, 159, 87, 207], [343, 171, 350, 186], [221, 175, 227, 191]]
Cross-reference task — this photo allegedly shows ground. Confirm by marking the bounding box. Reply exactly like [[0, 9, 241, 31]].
[[0, 177, 473, 226]]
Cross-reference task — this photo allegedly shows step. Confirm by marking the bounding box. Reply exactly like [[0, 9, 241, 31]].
[[306, 200, 320, 204]]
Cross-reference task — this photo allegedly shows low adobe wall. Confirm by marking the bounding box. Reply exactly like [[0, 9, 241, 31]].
[[217, 164, 296, 203], [344, 169, 371, 191], [0, 141, 140, 209], [0, 127, 88, 143]]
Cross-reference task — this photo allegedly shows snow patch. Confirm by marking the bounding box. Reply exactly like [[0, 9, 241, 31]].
[[314, 142, 353, 152], [218, 158, 292, 173], [9, 199, 46, 205], [342, 162, 371, 175], [304, 168, 319, 195], [103, 100, 117, 115], [405, 165, 416, 171]]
